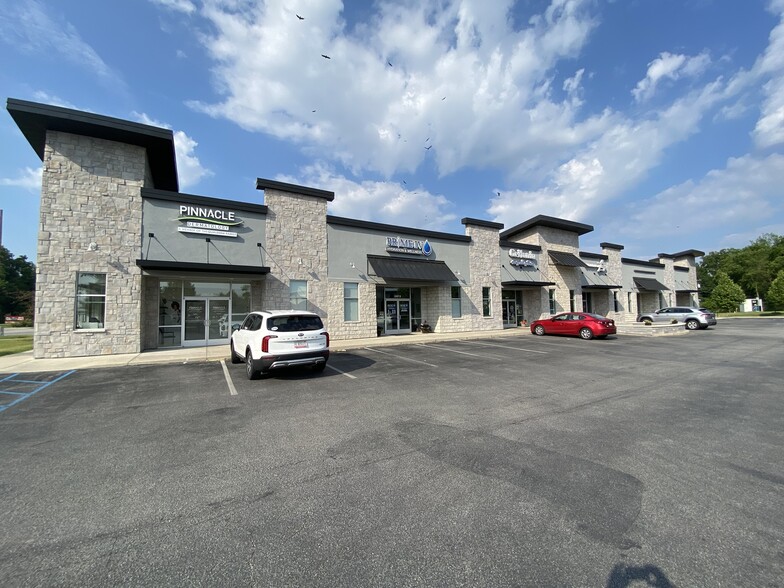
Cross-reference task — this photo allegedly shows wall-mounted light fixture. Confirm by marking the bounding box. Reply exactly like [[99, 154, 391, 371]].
[[148, 232, 155, 238], [350, 261, 356, 269]]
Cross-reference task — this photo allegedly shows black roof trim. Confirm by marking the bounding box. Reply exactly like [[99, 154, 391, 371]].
[[136, 260, 270, 275], [461, 217, 504, 230], [500, 214, 593, 239], [6, 98, 178, 191], [499, 240, 542, 251], [142, 188, 268, 215], [671, 249, 705, 258], [656, 253, 675, 260], [327, 215, 471, 242], [622, 257, 664, 269], [256, 178, 334, 201], [501, 280, 556, 288], [600, 242, 624, 251], [580, 251, 608, 261]]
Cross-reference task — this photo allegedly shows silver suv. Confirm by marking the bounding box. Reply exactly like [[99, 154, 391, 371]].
[[230, 311, 329, 379], [638, 306, 717, 330]]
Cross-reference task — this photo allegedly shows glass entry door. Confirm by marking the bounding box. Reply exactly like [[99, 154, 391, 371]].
[[183, 297, 231, 347], [385, 299, 411, 335], [502, 300, 517, 327]]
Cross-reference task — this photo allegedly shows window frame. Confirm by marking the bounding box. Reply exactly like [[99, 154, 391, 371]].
[[451, 286, 462, 318], [548, 289, 557, 315], [482, 286, 491, 317], [74, 272, 107, 330], [289, 280, 308, 311], [343, 282, 359, 322]]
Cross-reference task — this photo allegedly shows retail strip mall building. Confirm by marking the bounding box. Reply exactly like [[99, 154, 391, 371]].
[[7, 98, 703, 359]]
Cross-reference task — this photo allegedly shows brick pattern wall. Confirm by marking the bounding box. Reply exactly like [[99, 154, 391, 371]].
[[325, 280, 377, 339], [262, 190, 329, 316], [658, 257, 676, 307], [464, 225, 504, 331], [34, 131, 148, 358], [602, 246, 626, 321]]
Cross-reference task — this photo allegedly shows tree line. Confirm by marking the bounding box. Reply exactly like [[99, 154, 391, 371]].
[[0, 246, 35, 323], [697, 233, 784, 312]]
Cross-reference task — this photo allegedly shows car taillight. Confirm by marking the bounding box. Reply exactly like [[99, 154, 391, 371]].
[[262, 334, 277, 353], [324, 331, 329, 347]]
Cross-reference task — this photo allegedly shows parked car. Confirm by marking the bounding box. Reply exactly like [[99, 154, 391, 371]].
[[230, 310, 329, 379], [530, 312, 616, 340], [637, 306, 717, 330]]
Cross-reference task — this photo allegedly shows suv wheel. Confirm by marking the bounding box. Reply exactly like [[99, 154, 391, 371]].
[[685, 319, 700, 330], [230, 340, 242, 364], [246, 350, 260, 380]]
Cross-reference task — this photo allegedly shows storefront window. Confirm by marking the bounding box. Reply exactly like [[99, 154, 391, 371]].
[[184, 282, 230, 297], [75, 273, 106, 329], [344, 282, 359, 321], [451, 286, 462, 318], [569, 290, 575, 312], [290, 280, 308, 310], [549, 289, 557, 314], [159, 280, 182, 347], [613, 291, 620, 312], [231, 283, 251, 331], [411, 288, 422, 330], [482, 287, 491, 317]]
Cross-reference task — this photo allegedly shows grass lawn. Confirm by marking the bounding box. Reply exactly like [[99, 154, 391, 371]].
[[0, 336, 33, 356]]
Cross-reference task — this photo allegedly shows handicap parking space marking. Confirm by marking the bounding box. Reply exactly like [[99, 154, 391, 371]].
[[0, 370, 77, 414], [453, 340, 548, 354], [363, 346, 438, 367], [220, 360, 238, 396]]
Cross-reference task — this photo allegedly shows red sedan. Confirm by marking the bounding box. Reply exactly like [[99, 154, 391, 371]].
[[530, 312, 616, 340]]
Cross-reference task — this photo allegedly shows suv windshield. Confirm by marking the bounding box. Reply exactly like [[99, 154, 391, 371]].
[[267, 315, 324, 332]]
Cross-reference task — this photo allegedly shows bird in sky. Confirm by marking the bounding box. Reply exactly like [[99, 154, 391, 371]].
[[402, 180, 407, 185], [441, 96, 446, 101], [425, 145, 432, 150], [387, 60, 393, 67], [321, 54, 331, 59], [296, 14, 304, 20]]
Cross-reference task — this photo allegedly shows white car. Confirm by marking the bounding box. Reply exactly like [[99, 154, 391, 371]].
[[230, 310, 330, 379]]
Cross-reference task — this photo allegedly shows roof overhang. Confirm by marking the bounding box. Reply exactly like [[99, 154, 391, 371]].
[[500, 215, 593, 239], [7, 98, 179, 191]]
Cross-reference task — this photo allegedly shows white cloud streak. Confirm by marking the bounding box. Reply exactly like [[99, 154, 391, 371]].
[[134, 113, 213, 189], [632, 51, 711, 103], [0, 167, 43, 192]]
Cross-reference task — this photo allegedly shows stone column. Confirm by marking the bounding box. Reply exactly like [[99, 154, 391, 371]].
[[462, 218, 504, 332]]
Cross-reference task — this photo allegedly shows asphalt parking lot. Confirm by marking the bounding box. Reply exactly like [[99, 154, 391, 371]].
[[1, 320, 782, 587]]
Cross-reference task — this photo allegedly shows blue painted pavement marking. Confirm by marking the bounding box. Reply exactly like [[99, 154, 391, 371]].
[[0, 370, 77, 414]]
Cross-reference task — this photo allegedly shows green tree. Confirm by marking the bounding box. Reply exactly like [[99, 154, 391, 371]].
[[704, 271, 746, 313], [0, 246, 36, 321], [766, 270, 784, 311]]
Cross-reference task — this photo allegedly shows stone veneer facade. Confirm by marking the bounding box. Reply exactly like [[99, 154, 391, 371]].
[[35, 131, 149, 359], [463, 223, 504, 331], [262, 189, 330, 316]]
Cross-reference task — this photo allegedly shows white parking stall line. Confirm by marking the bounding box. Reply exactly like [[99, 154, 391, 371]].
[[454, 340, 548, 354], [326, 364, 357, 379], [220, 360, 238, 396], [415, 343, 495, 359], [363, 347, 438, 367]]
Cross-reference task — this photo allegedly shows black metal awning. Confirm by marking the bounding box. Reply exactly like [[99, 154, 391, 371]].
[[581, 270, 621, 289], [136, 260, 270, 275], [549, 250, 589, 267], [633, 277, 668, 291], [367, 255, 458, 282], [675, 289, 699, 293], [502, 280, 556, 288]]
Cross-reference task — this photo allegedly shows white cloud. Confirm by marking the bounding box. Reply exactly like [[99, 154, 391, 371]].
[[275, 163, 458, 230], [150, 0, 197, 14], [0, 0, 119, 83], [134, 113, 213, 189], [623, 154, 784, 239], [632, 51, 711, 103], [187, 0, 603, 178], [30, 92, 78, 110], [0, 167, 43, 192], [752, 5, 784, 148]]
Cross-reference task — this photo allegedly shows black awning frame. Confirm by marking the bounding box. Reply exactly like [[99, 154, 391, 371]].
[[136, 259, 270, 275], [367, 254, 458, 282]]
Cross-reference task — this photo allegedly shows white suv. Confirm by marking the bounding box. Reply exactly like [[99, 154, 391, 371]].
[[230, 311, 330, 379]]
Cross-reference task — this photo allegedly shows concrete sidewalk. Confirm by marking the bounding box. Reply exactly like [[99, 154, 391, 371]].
[[0, 327, 531, 374]]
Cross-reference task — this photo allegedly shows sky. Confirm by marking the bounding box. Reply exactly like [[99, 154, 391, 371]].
[[1, 0, 783, 264]]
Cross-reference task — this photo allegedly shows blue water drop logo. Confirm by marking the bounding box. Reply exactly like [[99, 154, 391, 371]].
[[422, 240, 433, 256]]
